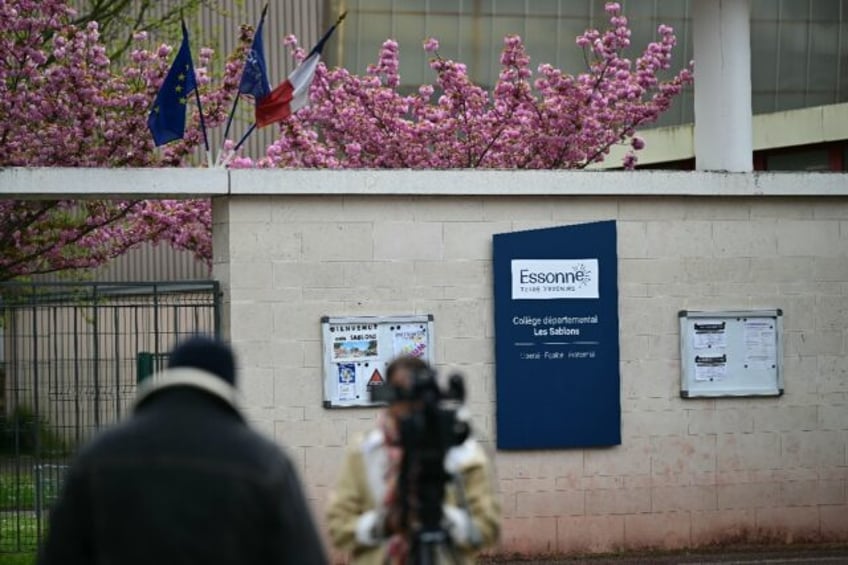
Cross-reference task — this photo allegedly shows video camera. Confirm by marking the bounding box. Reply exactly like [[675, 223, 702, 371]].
[[370, 365, 471, 564], [370, 366, 470, 451]]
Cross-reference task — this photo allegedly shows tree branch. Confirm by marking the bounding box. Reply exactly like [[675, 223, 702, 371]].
[[0, 202, 60, 251], [0, 201, 142, 276]]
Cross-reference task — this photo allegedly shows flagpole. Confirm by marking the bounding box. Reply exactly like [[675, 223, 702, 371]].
[[221, 122, 257, 167], [311, 11, 347, 57], [222, 96, 240, 144], [221, 4, 269, 165], [193, 80, 212, 167], [234, 123, 256, 152], [176, 17, 211, 167]]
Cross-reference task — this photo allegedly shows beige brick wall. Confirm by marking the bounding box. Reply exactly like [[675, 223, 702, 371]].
[[214, 190, 848, 556]]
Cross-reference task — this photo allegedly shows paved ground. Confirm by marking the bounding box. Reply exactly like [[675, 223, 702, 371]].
[[481, 545, 848, 564]]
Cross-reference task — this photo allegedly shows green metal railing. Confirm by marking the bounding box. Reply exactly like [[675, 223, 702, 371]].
[[0, 280, 220, 552]]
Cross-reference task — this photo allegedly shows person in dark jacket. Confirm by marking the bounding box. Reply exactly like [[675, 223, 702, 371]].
[[38, 336, 327, 565]]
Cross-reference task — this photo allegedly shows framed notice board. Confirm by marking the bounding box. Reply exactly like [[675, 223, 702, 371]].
[[679, 309, 783, 398], [321, 314, 434, 408]]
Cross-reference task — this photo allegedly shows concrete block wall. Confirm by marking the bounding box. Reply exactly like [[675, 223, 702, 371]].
[[213, 174, 848, 556]]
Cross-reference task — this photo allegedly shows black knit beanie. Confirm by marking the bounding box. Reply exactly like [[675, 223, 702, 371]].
[[168, 335, 237, 386]]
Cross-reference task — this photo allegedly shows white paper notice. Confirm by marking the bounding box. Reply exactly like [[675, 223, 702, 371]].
[[744, 320, 776, 369], [693, 320, 727, 350], [338, 384, 356, 401], [694, 361, 727, 382]]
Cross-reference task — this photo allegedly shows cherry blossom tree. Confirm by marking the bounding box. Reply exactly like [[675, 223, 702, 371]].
[[0, 0, 247, 167], [0, 0, 246, 280], [0, 199, 212, 282], [1, 0, 692, 281], [226, 2, 693, 170]]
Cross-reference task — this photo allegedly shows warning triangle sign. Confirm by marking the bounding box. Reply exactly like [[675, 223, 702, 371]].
[[367, 369, 385, 387]]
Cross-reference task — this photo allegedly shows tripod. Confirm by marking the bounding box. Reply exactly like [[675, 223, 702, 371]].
[[385, 368, 472, 565], [408, 525, 460, 565], [397, 443, 462, 565]]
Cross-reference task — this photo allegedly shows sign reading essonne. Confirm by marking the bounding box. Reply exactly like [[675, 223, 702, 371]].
[[511, 259, 599, 300], [494, 221, 620, 450]]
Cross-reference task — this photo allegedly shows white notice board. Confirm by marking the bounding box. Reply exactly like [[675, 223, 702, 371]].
[[321, 314, 434, 408], [679, 309, 783, 398]]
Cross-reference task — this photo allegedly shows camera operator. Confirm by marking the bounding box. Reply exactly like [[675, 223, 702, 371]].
[[326, 356, 500, 565]]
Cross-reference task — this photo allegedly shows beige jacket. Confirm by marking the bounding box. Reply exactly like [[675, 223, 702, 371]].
[[327, 429, 500, 565]]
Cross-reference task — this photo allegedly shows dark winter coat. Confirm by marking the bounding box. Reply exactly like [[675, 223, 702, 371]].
[[38, 367, 328, 565]]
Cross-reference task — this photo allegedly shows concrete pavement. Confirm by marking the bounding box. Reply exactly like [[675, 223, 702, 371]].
[[481, 545, 848, 564]]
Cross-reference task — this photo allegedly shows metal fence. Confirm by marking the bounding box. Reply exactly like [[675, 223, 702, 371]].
[[0, 281, 220, 552]]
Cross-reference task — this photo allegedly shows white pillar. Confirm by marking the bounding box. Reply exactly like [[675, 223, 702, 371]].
[[692, 0, 753, 172]]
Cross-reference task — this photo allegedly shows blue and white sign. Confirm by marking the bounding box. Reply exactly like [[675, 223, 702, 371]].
[[493, 221, 620, 449], [511, 259, 599, 300]]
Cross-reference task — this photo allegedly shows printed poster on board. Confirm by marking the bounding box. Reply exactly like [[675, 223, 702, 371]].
[[392, 324, 428, 358], [337, 363, 357, 402], [330, 323, 379, 362]]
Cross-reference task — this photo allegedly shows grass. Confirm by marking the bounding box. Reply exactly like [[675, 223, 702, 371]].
[[0, 469, 65, 512], [0, 554, 35, 565], [0, 514, 39, 553], [0, 475, 35, 512], [0, 470, 66, 557], [0, 406, 73, 556]]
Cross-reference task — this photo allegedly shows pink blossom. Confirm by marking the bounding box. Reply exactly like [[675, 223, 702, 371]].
[[227, 8, 690, 171], [0, 0, 251, 279], [423, 37, 439, 53], [0, 0, 691, 280], [199, 46, 214, 66]]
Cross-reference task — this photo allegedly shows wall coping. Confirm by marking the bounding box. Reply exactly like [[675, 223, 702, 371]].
[[2, 167, 847, 198], [0, 167, 226, 198]]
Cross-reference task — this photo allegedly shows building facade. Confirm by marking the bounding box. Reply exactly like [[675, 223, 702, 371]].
[[167, 0, 847, 168]]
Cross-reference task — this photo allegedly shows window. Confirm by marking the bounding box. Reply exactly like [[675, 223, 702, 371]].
[[327, 0, 848, 129], [758, 142, 847, 171]]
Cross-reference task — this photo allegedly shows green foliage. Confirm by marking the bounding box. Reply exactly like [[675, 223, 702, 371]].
[[0, 408, 71, 458], [0, 469, 65, 513], [0, 552, 35, 564], [71, 0, 215, 60], [0, 514, 39, 552], [0, 475, 35, 512], [0, 514, 39, 553]]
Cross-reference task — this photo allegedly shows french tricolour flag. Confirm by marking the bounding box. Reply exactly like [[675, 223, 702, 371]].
[[255, 13, 346, 128]]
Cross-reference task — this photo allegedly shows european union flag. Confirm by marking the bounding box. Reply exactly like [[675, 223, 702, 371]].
[[238, 4, 271, 100], [147, 22, 197, 146]]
